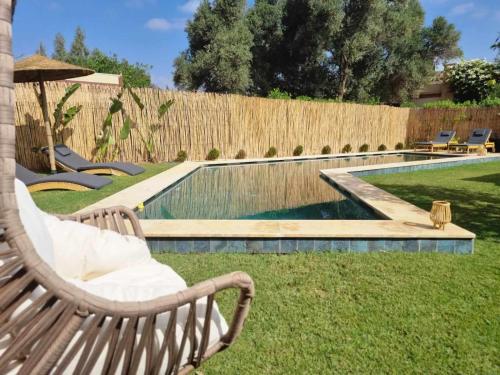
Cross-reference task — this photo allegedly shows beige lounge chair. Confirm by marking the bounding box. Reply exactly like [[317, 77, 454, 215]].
[[414, 130, 456, 152], [448, 128, 495, 153], [0, 2, 254, 373]]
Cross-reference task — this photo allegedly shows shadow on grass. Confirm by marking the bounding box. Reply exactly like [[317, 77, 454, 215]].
[[462, 173, 500, 187], [370, 183, 500, 240]]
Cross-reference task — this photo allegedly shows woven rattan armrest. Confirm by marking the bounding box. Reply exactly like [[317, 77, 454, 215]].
[[7, 205, 255, 373], [57, 205, 145, 239]]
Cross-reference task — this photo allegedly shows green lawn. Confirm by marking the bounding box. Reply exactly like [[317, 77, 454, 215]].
[[31, 160, 500, 373], [32, 162, 177, 214], [153, 161, 500, 374]]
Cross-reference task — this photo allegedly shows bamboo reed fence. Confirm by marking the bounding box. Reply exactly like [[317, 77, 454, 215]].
[[14, 82, 500, 170], [407, 107, 500, 144]]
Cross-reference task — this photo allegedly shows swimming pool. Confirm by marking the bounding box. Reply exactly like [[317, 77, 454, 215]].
[[81, 152, 499, 254], [139, 153, 442, 220]]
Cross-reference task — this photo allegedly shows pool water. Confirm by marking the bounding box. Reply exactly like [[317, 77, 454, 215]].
[[139, 154, 439, 220]]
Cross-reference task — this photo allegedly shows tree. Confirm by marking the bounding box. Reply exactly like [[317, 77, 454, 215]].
[[359, 0, 432, 103], [275, 0, 339, 97], [51, 28, 151, 87], [174, 0, 253, 93], [329, 0, 384, 100], [246, 0, 284, 96], [52, 33, 66, 61], [35, 41, 47, 56], [173, 0, 462, 102], [327, 1, 461, 102], [422, 16, 462, 67], [68, 26, 90, 63], [83, 49, 152, 88]]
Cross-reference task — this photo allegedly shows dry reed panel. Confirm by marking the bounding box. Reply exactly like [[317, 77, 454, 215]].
[[14, 83, 411, 169], [21, 82, 500, 172], [407, 107, 500, 143]]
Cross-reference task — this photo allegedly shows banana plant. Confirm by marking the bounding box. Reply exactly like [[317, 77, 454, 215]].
[[52, 83, 82, 141], [32, 83, 82, 152], [123, 87, 174, 162], [96, 89, 125, 161], [96, 86, 174, 163]]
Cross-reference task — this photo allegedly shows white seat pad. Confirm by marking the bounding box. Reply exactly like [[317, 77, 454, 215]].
[[59, 259, 228, 374], [68, 259, 191, 301]]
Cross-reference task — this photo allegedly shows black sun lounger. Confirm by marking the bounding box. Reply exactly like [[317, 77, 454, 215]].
[[414, 130, 456, 152], [45, 144, 145, 176], [16, 163, 112, 192]]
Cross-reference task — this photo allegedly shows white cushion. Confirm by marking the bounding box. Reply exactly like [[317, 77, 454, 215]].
[[14, 179, 55, 267], [43, 214, 151, 280], [63, 259, 228, 373]]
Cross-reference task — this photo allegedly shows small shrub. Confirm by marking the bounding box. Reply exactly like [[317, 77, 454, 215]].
[[395, 142, 404, 150], [293, 145, 304, 156], [235, 149, 246, 159], [321, 145, 332, 154], [361, 97, 381, 105], [400, 101, 417, 108], [421, 96, 500, 109], [267, 88, 291, 100], [175, 150, 187, 162], [422, 100, 469, 109], [341, 144, 352, 153], [359, 144, 369, 152], [265, 146, 277, 158], [480, 96, 500, 107], [206, 148, 220, 160], [378, 144, 387, 151], [296, 95, 312, 101]]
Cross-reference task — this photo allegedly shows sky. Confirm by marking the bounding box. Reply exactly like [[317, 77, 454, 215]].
[[13, 0, 500, 88]]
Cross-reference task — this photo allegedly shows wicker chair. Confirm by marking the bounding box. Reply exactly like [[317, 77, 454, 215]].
[[0, 1, 254, 373]]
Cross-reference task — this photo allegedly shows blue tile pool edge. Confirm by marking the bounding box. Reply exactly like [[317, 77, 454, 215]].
[[148, 238, 473, 254]]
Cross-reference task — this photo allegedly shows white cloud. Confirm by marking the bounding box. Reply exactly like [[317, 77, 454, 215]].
[[449, 2, 490, 20], [145, 18, 185, 31], [450, 2, 475, 16], [178, 0, 201, 14]]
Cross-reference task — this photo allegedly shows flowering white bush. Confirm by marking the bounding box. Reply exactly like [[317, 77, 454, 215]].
[[445, 60, 499, 102]]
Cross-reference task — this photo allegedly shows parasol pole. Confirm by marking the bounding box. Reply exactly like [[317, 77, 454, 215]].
[[38, 72, 56, 174]]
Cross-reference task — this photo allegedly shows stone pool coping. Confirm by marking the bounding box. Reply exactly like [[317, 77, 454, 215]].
[[77, 151, 500, 253]]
